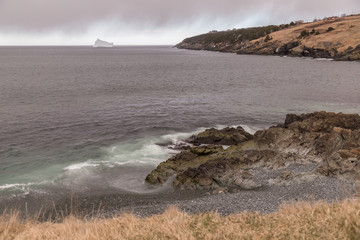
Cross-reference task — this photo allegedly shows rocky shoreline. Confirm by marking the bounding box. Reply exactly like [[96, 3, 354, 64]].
[[176, 38, 360, 61], [4, 111, 359, 219], [146, 111, 360, 195], [44, 168, 355, 218], [56, 111, 360, 218]]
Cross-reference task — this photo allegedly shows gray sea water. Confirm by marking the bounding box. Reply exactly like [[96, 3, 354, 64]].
[[0, 46, 359, 203]]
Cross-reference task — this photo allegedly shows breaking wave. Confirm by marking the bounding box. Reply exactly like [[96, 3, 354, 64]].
[[0, 125, 260, 196]]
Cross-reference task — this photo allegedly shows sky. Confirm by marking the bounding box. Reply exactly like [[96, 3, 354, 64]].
[[0, 0, 359, 45]]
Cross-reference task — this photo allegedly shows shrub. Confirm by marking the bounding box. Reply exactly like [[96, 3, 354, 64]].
[[327, 27, 335, 32], [264, 35, 272, 42], [315, 31, 320, 35], [299, 30, 309, 38], [181, 25, 281, 44], [290, 21, 295, 26], [310, 29, 316, 34]]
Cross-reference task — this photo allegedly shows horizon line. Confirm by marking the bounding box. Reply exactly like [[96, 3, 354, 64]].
[[0, 44, 175, 47]]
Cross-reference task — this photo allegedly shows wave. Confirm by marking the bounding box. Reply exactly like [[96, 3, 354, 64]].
[[64, 162, 100, 171], [0, 181, 49, 197], [63, 124, 260, 172], [1, 124, 261, 195], [0, 183, 34, 190], [63, 131, 194, 173]]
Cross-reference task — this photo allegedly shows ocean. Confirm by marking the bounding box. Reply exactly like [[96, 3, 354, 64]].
[[0, 46, 359, 205]]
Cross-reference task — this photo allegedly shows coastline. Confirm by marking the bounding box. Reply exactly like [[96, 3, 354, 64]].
[[3, 172, 353, 219], [176, 15, 360, 61], [175, 43, 359, 61], [59, 170, 355, 218], [2, 112, 359, 220]]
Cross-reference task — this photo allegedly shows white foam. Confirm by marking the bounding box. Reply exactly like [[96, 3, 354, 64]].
[[0, 181, 50, 197], [315, 58, 333, 61], [0, 183, 33, 190], [63, 124, 262, 171], [239, 124, 261, 135], [50, 124, 264, 194], [105, 125, 261, 166], [107, 141, 175, 166], [162, 127, 209, 139], [64, 162, 99, 171], [160, 127, 206, 148]]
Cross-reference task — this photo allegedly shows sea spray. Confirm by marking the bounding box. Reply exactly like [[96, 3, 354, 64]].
[[0, 125, 260, 196]]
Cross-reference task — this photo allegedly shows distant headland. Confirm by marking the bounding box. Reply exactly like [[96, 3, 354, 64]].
[[176, 14, 360, 61]]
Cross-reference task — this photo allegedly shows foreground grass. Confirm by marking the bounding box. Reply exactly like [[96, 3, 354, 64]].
[[1, 199, 360, 240]]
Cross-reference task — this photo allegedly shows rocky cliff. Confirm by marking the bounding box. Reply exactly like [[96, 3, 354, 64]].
[[176, 15, 360, 61], [146, 112, 360, 193]]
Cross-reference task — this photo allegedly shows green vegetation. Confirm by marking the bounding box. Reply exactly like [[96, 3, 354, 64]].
[[298, 30, 310, 38], [264, 34, 273, 42], [181, 25, 280, 44], [279, 23, 290, 29], [310, 28, 316, 34], [179, 19, 315, 46], [327, 27, 335, 32]]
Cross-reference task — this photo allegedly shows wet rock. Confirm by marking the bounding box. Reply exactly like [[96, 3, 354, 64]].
[[172, 151, 274, 190], [283, 111, 360, 132], [145, 151, 198, 184], [145, 145, 224, 185], [146, 111, 360, 190], [193, 126, 253, 145], [189, 145, 223, 156]]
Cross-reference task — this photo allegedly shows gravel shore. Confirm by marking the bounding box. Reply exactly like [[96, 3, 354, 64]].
[[51, 163, 356, 218], [1, 163, 356, 219]]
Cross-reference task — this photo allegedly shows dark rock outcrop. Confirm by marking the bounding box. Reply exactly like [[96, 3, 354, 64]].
[[192, 126, 253, 145], [145, 145, 224, 185], [146, 111, 360, 191], [236, 40, 336, 59], [334, 44, 360, 61]]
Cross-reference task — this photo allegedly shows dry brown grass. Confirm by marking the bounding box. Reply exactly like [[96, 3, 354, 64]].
[[256, 14, 360, 53], [1, 199, 360, 240]]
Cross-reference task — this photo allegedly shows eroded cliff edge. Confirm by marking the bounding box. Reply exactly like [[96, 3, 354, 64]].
[[146, 112, 360, 193], [176, 15, 360, 61]]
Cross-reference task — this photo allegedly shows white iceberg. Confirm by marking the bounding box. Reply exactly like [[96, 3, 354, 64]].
[[93, 39, 114, 48]]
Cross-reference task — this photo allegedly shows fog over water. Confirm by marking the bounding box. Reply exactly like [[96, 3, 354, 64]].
[[1, 0, 360, 45]]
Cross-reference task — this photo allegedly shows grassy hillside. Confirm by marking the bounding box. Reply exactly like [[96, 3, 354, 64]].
[[1, 199, 360, 239], [177, 14, 360, 60], [181, 25, 281, 44], [259, 15, 360, 53]]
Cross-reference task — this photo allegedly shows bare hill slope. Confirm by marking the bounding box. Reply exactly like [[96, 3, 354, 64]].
[[176, 15, 360, 61]]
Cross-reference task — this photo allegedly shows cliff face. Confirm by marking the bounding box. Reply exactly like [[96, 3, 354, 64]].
[[176, 15, 360, 61]]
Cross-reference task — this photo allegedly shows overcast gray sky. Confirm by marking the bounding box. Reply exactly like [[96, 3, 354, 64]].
[[0, 0, 359, 45]]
